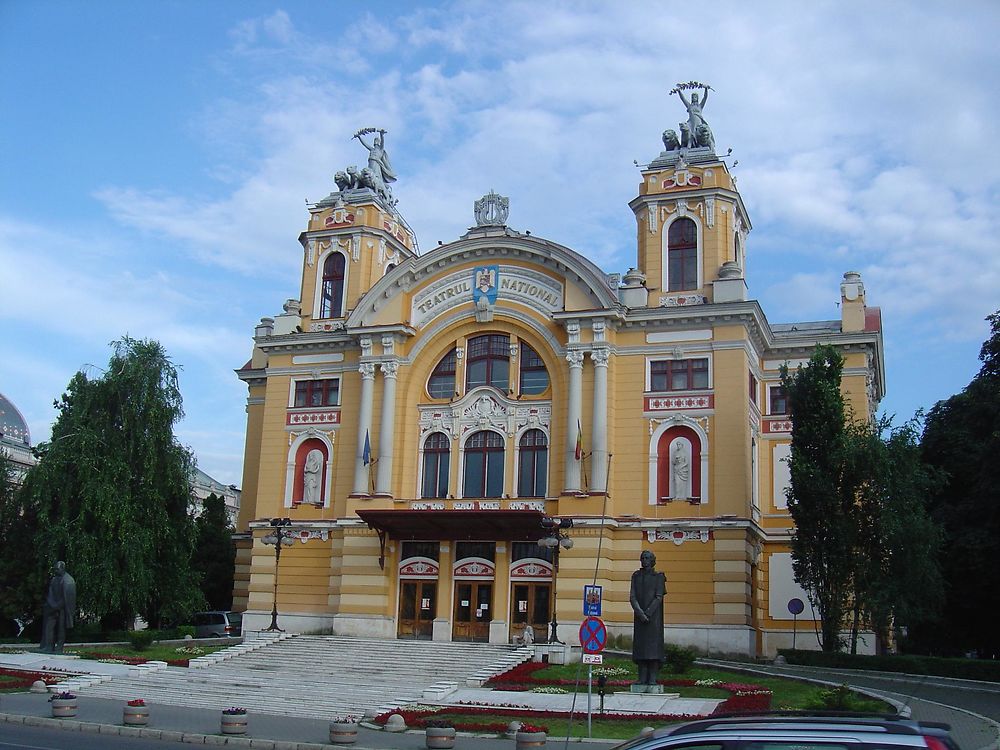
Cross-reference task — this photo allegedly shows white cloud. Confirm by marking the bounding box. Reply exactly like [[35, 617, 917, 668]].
[[9, 0, 996, 474]]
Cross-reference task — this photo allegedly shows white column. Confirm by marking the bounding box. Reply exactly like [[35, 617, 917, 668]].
[[563, 350, 584, 494], [590, 347, 609, 492], [374, 360, 398, 496], [352, 362, 377, 495]]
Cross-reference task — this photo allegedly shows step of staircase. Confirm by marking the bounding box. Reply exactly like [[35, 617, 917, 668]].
[[77, 635, 531, 720]]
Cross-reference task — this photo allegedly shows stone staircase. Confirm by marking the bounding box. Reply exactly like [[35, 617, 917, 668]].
[[79, 634, 532, 720]]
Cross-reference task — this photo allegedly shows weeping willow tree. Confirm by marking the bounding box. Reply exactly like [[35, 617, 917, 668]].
[[23, 337, 203, 629]]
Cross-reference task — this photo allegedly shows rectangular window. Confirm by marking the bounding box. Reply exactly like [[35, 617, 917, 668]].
[[749, 371, 758, 406], [293, 378, 340, 408], [650, 358, 709, 391], [401, 541, 440, 561], [769, 385, 788, 415]]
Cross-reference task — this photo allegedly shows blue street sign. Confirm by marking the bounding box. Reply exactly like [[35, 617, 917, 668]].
[[583, 584, 602, 617]]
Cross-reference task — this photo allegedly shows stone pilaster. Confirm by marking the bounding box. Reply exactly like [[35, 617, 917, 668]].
[[563, 350, 585, 493], [352, 362, 377, 495], [374, 361, 399, 496], [590, 347, 609, 492]]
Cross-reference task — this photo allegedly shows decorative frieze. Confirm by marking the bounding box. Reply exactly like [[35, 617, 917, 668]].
[[508, 500, 545, 511], [286, 409, 341, 427], [324, 208, 356, 228], [291, 528, 330, 543], [762, 418, 792, 434], [644, 394, 713, 412], [399, 557, 439, 579], [309, 320, 346, 332], [453, 558, 495, 578], [646, 528, 711, 545], [659, 294, 707, 307], [510, 559, 553, 579]]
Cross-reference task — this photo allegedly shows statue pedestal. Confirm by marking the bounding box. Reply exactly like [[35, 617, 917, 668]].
[[33, 651, 81, 660], [630, 684, 665, 694]]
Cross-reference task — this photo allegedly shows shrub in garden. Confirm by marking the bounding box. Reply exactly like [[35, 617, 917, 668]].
[[804, 684, 872, 712], [664, 643, 696, 673], [127, 630, 156, 651]]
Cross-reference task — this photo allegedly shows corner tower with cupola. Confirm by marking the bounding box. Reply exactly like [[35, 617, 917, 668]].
[[233, 88, 885, 658]]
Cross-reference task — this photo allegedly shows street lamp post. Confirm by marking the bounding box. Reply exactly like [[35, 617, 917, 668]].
[[538, 516, 574, 644], [261, 517, 294, 632]]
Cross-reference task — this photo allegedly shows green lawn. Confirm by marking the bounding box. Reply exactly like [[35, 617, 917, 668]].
[[384, 658, 894, 741], [497, 658, 890, 714], [65, 644, 225, 663]]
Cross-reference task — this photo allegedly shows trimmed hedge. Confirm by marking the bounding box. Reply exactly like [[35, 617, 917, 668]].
[[777, 649, 1000, 683]]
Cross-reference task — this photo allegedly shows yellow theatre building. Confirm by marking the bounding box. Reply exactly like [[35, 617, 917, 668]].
[[233, 96, 884, 658]]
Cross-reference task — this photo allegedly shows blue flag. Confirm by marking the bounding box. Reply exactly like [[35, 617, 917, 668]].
[[363, 429, 371, 466]]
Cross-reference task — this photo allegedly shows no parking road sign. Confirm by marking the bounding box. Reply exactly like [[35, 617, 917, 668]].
[[579, 616, 607, 654]]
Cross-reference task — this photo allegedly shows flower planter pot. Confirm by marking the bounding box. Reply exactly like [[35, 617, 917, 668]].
[[221, 712, 248, 735], [329, 721, 359, 744], [426, 726, 457, 749], [50, 697, 78, 718], [515, 731, 547, 750], [123, 704, 150, 726]]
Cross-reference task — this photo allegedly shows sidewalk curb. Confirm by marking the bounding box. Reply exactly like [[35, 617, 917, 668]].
[[0, 712, 341, 749]]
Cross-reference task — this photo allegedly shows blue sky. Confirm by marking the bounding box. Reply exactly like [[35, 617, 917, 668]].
[[2, 1, 998, 486]]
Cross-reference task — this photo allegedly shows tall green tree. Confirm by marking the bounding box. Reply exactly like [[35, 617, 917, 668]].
[[192, 493, 235, 611], [918, 310, 1000, 657], [845, 417, 943, 653], [22, 337, 203, 629], [0, 450, 43, 636], [781, 345, 853, 651], [784, 346, 944, 654]]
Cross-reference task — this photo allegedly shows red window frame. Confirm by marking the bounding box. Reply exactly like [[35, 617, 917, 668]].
[[650, 358, 709, 392], [294, 378, 340, 408], [465, 334, 510, 392], [667, 218, 698, 292], [770, 385, 789, 415], [428, 348, 457, 399], [320, 253, 346, 318], [519, 343, 549, 396]]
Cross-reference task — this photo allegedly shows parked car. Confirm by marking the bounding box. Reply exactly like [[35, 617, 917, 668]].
[[613, 714, 962, 750], [192, 611, 242, 638]]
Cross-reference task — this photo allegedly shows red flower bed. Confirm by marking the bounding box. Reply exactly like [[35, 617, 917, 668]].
[[0, 667, 63, 690], [484, 663, 772, 717], [713, 690, 772, 714], [373, 704, 711, 732], [77, 652, 190, 667]]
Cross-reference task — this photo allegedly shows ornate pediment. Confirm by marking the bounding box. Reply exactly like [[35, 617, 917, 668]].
[[419, 388, 551, 440]]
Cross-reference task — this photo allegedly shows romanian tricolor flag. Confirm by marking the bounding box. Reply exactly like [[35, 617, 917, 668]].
[[575, 419, 583, 461]]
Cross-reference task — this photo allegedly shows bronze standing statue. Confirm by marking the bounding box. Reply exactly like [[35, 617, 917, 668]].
[[630, 550, 666, 688], [40, 561, 76, 654]]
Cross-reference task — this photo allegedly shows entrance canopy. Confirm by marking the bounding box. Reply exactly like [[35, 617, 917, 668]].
[[356, 508, 546, 542]]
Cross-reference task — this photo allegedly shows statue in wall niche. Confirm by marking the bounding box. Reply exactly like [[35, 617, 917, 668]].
[[669, 439, 692, 499], [39, 561, 76, 654], [302, 449, 324, 505], [630, 551, 666, 687]]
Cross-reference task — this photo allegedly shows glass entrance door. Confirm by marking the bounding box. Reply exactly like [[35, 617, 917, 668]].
[[510, 582, 551, 643], [453, 582, 492, 642], [398, 581, 436, 639]]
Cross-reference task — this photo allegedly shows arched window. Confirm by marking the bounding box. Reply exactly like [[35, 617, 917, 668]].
[[319, 253, 346, 318], [428, 348, 457, 399], [667, 218, 698, 292], [517, 429, 548, 497], [519, 343, 549, 396], [421, 432, 450, 498], [466, 334, 509, 392], [463, 430, 504, 498]]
